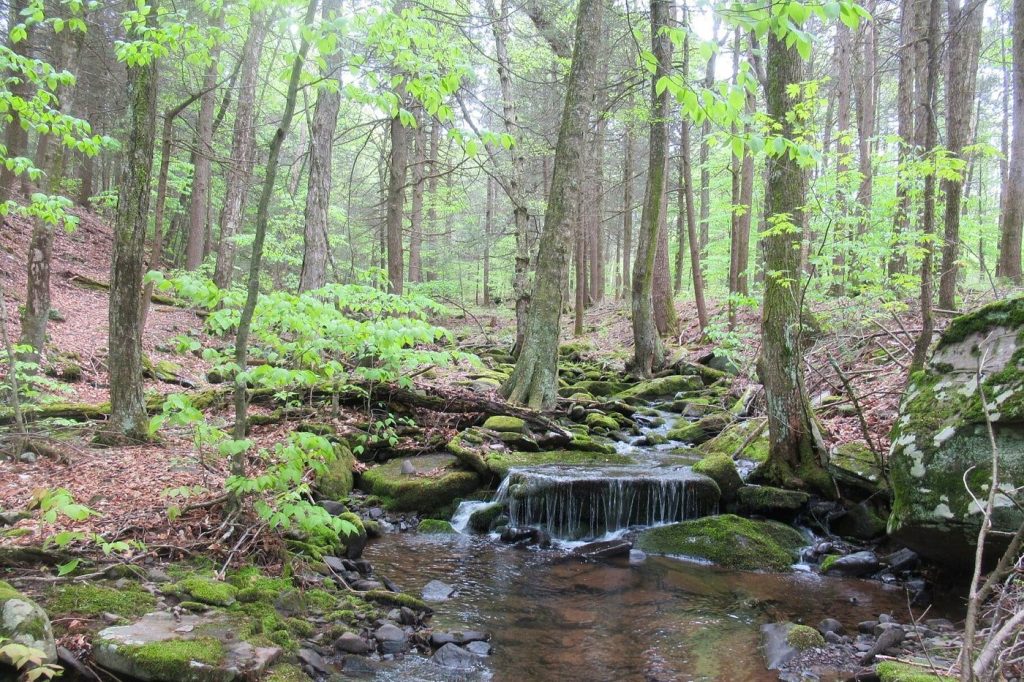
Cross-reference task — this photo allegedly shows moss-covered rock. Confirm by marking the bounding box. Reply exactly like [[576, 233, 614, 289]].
[[562, 380, 629, 397], [584, 412, 619, 432], [888, 297, 1024, 566], [698, 417, 768, 463], [417, 519, 455, 534], [50, 582, 156, 617], [467, 502, 504, 533], [0, 580, 57, 664], [167, 576, 238, 607], [634, 514, 805, 571], [736, 485, 809, 520], [875, 662, 956, 682], [482, 449, 633, 478], [338, 511, 367, 558], [786, 624, 825, 650], [832, 502, 887, 540], [316, 442, 356, 499], [667, 412, 732, 445], [482, 415, 526, 433], [691, 454, 743, 503], [613, 375, 703, 402], [359, 453, 481, 514]]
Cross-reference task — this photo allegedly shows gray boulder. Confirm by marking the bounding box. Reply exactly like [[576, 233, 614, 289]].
[[888, 298, 1024, 567], [0, 581, 57, 664]]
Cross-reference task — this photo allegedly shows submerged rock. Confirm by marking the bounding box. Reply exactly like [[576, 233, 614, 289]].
[[635, 514, 805, 571], [820, 550, 880, 577], [421, 580, 457, 602], [0, 580, 57, 664], [432, 642, 483, 669], [888, 297, 1024, 567], [93, 612, 280, 681], [570, 539, 633, 561]]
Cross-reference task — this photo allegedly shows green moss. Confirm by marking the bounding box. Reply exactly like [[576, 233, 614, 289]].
[[876, 662, 957, 682], [0, 580, 21, 600], [122, 637, 223, 679], [613, 375, 703, 402], [584, 412, 619, 431], [50, 583, 156, 617], [692, 454, 743, 502], [736, 485, 809, 514], [699, 418, 768, 462], [482, 415, 527, 433], [468, 502, 504, 532], [417, 519, 455, 534], [316, 442, 356, 499], [228, 567, 292, 603], [635, 514, 805, 571], [484, 449, 632, 478], [667, 412, 731, 445], [304, 589, 337, 612], [786, 624, 825, 650], [359, 454, 481, 514], [362, 590, 429, 611], [819, 554, 840, 573], [266, 663, 308, 682], [170, 576, 238, 607], [937, 296, 1024, 348]]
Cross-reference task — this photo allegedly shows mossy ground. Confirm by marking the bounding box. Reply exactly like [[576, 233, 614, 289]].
[[120, 637, 223, 679], [167, 576, 238, 606], [698, 418, 768, 463], [50, 583, 156, 617], [635, 514, 805, 571], [484, 449, 633, 478], [875, 662, 956, 682]]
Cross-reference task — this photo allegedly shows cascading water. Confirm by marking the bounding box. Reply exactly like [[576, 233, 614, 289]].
[[495, 465, 717, 540]]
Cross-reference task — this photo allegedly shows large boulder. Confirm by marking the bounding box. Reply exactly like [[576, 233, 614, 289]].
[[887, 298, 1024, 567], [359, 453, 481, 514], [0, 581, 57, 664], [315, 442, 356, 499]]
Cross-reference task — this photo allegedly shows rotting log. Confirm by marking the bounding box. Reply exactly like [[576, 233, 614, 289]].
[[67, 272, 180, 307]]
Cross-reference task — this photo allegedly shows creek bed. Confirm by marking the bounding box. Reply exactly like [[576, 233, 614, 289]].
[[361, 529, 915, 681]]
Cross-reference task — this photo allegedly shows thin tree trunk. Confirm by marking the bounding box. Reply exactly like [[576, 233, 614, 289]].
[[697, 17, 718, 258], [653, 154, 677, 336], [500, 0, 603, 409], [674, 128, 685, 294], [621, 133, 633, 302], [998, 0, 1024, 283], [680, 16, 708, 331], [589, 119, 606, 303], [854, 0, 876, 242], [299, 0, 344, 292], [386, 104, 408, 295], [106, 6, 160, 443], [889, 0, 917, 277], [630, 0, 671, 377], [0, 0, 31, 203], [407, 116, 425, 284], [233, 0, 319, 455], [483, 175, 493, 305], [574, 202, 586, 336]]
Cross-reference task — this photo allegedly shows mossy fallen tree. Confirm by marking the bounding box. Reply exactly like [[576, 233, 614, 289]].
[[68, 272, 180, 307], [0, 389, 226, 426]]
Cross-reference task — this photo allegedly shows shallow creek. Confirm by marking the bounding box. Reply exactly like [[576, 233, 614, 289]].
[[359, 412, 917, 681]]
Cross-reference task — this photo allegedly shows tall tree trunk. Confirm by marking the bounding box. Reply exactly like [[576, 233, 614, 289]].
[[483, 175, 493, 305], [653, 155, 677, 336], [184, 16, 222, 270], [106, 7, 160, 443], [574, 203, 586, 336], [939, 0, 985, 308], [697, 17, 718, 258], [500, 0, 603, 409], [233, 0, 319, 454], [757, 26, 832, 497], [680, 16, 708, 331], [299, 1, 344, 292], [910, 0, 942, 371], [425, 122, 439, 279], [407, 117, 425, 284], [630, 0, 671, 377], [487, 0, 532, 355], [674, 129, 685, 294], [998, 0, 1024, 283], [830, 22, 853, 294], [854, 0, 876, 242], [889, 0, 917, 277], [386, 104, 408, 295], [588, 119, 606, 303], [621, 133, 633, 302], [214, 15, 268, 289], [0, 0, 31, 203]]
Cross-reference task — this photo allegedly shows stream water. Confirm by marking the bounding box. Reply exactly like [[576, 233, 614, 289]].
[[357, 412, 921, 681]]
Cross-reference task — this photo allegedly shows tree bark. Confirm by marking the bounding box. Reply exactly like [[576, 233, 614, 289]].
[[407, 116, 425, 284], [999, 0, 1024, 283], [233, 0, 319, 453], [653, 155, 677, 336], [757, 27, 832, 497], [500, 0, 603, 409], [0, 0, 31, 203], [107, 7, 160, 442], [854, 0, 876, 242], [889, 0, 917, 277], [483, 175, 493, 304], [697, 17, 718, 258], [939, 0, 985, 308], [299, 0, 344, 292], [679, 18, 707, 331], [630, 0, 671, 377], [830, 22, 853, 294], [214, 14, 268, 289], [386, 105, 408, 295], [588, 119, 606, 303], [621, 133, 633, 302]]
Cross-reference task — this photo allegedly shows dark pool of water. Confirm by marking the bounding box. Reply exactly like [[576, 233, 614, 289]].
[[360, 531, 920, 682]]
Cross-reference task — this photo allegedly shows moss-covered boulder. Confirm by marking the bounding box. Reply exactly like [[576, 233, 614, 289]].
[[315, 442, 356, 499], [0, 580, 57, 664], [888, 297, 1024, 566], [736, 485, 809, 521], [93, 611, 280, 681], [667, 412, 732, 445], [359, 453, 481, 514], [167, 577, 238, 607], [482, 415, 527, 434], [635, 514, 805, 571], [467, 502, 504, 533], [786, 624, 825, 650], [338, 512, 367, 558], [561, 380, 629, 397], [584, 412, 620, 432], [698, 417, 768, 463], [875, 661, 956, 682], [692, 454, 743, 503], [417, 519, 455, 534], [829, 441, 886, 500], [613, 375, 703, 402]]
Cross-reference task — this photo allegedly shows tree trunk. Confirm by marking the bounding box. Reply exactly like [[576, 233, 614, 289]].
[[889, 0, 917, 277], [621, 133, 633, 302], [653, 155, 677, 336], [107, 8, 160, 443], [588, 119, 606, 303], [854, 0, 876, 241], [386, 99, 408, 295], [697, 17, 718, 258], [500, 0, 603, 409], [999, 0, 1024, 283], [233, 0, 319, 455], [910, 0, 941, 371], [674, 128, 685, 294], [630, 0, 671, 377], [0, 0, 31, 203], [574, 203, 586, 336], [938, 0, 985, 308], [679, 18, 708, 331], [299, 1, 344, 292], [407, 116, 425, 284], [757, 27, 832, 497], [483, 175, 493, 305], [184, 17, 222, 270], [830, 22, 853, 294], [213, 16, 267, 289]]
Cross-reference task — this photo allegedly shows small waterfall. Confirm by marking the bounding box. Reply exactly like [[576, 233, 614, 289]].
[[493, 465, 717, 541]]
